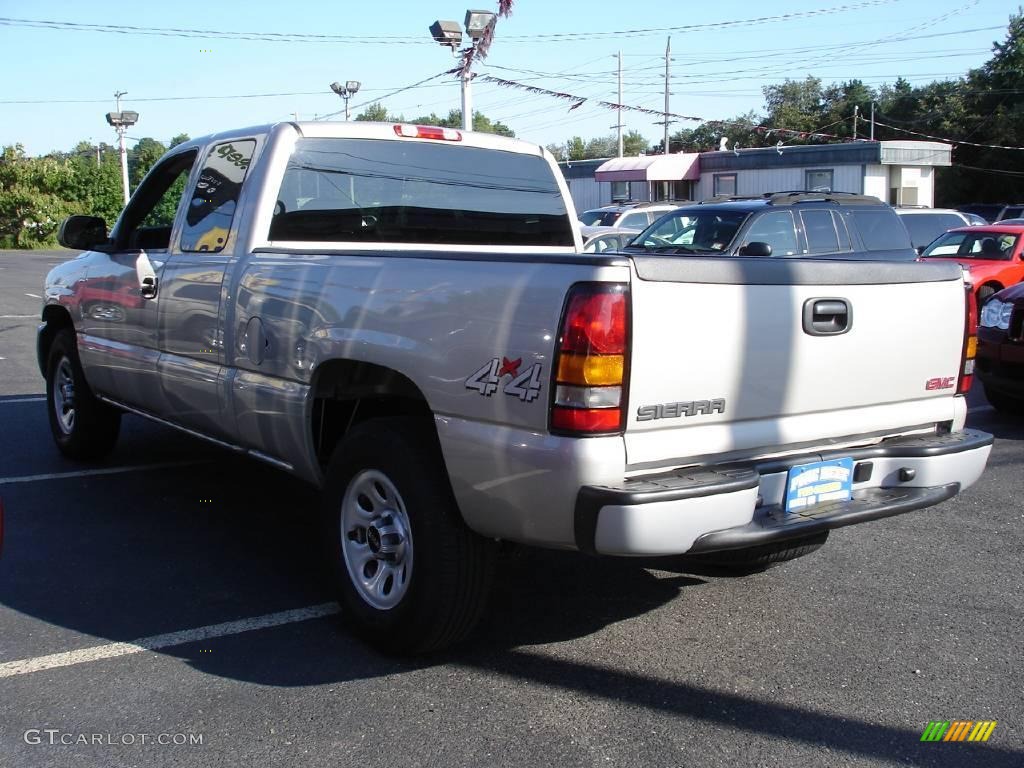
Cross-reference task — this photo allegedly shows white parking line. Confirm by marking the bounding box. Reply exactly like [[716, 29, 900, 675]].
[[24, 293, 42, 299], [0, 314, 37, 319], [0, 396, 46, 403], [0, 460, 206, 486], [0, 604, 341, 679]]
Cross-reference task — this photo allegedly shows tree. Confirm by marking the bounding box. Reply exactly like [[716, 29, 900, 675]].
[[762, 77, 827, 138], [128, 137, 167, 187], [0, 145, 77, 247], [623, 130, 650, 156], [355, 103, 390, 122]]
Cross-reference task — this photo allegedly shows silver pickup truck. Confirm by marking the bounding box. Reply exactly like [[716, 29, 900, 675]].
[[41, 121, 992, 653]]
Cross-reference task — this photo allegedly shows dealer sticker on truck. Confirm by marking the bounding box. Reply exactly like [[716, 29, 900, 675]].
[[785, 458, 854, 513]]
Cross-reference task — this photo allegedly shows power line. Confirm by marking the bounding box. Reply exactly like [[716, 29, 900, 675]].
[[873, 120, 1024, 150], [0, 16, 430, 44], [315, 71, 454, 121]]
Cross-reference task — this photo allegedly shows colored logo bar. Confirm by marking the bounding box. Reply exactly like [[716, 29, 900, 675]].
[[921, 721, 997, 742]]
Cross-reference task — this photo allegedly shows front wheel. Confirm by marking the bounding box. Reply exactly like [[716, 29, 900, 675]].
[[320, 417, 495, 654], [45, 328, 121, 459]]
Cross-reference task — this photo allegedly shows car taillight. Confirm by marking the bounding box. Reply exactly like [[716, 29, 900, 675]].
[[551, 284, 629, 435], [393, 124, 462, 141], [958, 283, 978, 395]]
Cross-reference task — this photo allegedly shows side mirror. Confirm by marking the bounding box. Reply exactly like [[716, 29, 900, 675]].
[[738, 241, 772, 257], [58, 215, 108, 251], [916, 245, 926, 256]]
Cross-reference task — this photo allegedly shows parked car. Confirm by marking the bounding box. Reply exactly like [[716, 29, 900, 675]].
[[977, 281, 1024, 414], [963, 212, 990, 226], [622, 191, 916, 260], [918, 224, 1024, 303], [581, 226, 641, 253], [578, 201, 681, 230], [958, 203, 1024, 223], [894, 207, 973, 251]]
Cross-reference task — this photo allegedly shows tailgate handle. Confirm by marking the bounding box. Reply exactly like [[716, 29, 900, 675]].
[[803, 298, 852, 336]]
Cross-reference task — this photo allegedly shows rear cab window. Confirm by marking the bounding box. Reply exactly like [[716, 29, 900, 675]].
[[269, 138, 574, 247]]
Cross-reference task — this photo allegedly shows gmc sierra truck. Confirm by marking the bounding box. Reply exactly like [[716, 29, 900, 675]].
[[40, 121, 992, 653]]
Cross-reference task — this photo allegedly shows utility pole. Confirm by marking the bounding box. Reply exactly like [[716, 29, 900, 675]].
[[105, 92, 138, 205], [663, 36, 671, 155], [870, 101, 876, 140], [853, 104, 859, 140], [617, 51, 623, 157]]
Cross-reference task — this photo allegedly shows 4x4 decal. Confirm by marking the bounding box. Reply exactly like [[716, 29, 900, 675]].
[[465, 357, 543, 402]]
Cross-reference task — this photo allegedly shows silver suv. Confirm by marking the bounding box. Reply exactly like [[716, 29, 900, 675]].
[[578, 201, 681, 231]]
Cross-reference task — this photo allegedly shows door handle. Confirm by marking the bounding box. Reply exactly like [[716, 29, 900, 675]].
[[140, 276, 159, 300], [803, 298, 852, 336]]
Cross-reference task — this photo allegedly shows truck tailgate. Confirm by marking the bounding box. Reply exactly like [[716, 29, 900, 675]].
[[624, 256, 967, 469]]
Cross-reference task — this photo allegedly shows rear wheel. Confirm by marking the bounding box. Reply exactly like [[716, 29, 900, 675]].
[[685, 531, 829, 573], [984, 386, 1024, 417], [320, 417, 496, 654], [45, 329, 121, 459]]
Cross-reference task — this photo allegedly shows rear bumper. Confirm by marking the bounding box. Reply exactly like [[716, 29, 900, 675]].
[[574, 429, 992, 556]]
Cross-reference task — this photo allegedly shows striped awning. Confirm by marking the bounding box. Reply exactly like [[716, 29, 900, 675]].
[[594, 153, 701, 182]]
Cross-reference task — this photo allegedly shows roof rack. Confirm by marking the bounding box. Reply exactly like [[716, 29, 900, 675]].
[[765, 191, 880, 206]]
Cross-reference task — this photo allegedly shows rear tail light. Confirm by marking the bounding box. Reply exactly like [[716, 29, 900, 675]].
[[393, 124, 462, 141], [958, 283, 978, 395], [550, 284, 630, 435]]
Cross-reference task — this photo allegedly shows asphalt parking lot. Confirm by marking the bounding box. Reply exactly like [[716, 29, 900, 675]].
[[1, 249, 1022, 767]]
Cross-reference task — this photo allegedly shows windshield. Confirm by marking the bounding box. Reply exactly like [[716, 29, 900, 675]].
[[579, 209, 622, 227], [922, 231, 1019, 260], [628, 210, 749, 253]]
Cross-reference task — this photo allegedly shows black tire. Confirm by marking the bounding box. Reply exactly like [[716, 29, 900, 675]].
[[984, 386, 1024, 417], [685, 531, 829, 573], [977, 284, 1000, 304], [320, 416, 496, 654], [45, 328, 121, 460]]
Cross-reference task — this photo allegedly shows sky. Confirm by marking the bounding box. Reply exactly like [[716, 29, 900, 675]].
[[0, 0, 1015, 156]]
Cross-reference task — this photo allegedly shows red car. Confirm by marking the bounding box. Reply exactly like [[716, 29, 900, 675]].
[[919, 224, 1024, 303]]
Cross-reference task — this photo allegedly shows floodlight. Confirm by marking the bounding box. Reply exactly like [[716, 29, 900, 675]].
[[430, 20, 463, 47], [464, 10, 495, 39]]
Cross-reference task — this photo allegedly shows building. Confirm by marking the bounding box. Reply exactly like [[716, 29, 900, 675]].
[[559, 140, 952, 217]]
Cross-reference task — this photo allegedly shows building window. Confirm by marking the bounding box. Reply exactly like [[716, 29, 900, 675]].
[[713, 173, 737, 197], [610, 181, 629, 202], [805, 169, 833, 192], [672, 180, 691, 200]]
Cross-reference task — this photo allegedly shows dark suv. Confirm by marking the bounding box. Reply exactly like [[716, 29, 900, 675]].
[[622, 192, 916, 260]]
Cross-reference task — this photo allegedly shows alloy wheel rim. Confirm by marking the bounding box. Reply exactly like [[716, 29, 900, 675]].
[[340, 469, 413, 610], [53, 357, 76, 435]]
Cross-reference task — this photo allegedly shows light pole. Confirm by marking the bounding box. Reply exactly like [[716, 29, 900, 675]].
[[330, 80, 361, 121], [105, 91, 138, 205], [430, 10, 496, 132]]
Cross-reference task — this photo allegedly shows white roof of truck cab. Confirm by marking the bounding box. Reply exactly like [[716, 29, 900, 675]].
[[290, 120, 548, 157]]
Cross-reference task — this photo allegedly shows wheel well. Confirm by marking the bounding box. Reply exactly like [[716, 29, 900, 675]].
[[37, 305, 74, 376], [978, 281, 1003, 296], [310, 359, 434, 468]]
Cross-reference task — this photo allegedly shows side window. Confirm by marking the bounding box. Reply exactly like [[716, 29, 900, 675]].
[[116, 150, 198, 251], [742, 211, 798, 256], [801, 209, 840, 253], [181, 140, 256, 253], [619, 211, 650, 229], [849, 209, 913, 251]]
